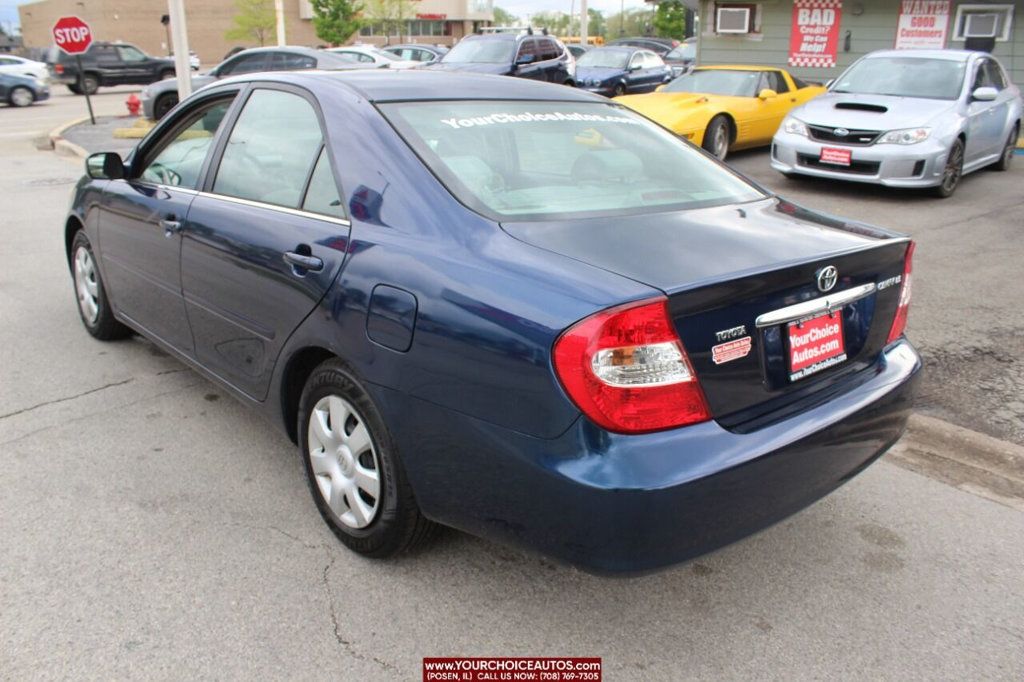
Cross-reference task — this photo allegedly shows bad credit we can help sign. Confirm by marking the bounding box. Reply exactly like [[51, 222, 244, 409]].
[[788, 0, 843, 68], [895, 0, 950, 49]]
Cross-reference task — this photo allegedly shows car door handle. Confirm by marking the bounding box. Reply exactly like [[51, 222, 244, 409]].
[[159, 218, 182, 236], [283, 251, 323, 272]]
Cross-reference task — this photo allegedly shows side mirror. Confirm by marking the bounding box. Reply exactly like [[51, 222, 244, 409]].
[[758, 88, 778, 100], [86, 152, 125, 180], [515, 53, 535, 67], [972, 86, 998, 102], [628, 64, 641, 72]]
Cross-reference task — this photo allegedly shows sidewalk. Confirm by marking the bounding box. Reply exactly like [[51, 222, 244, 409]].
[[59, 115, 152, 157]]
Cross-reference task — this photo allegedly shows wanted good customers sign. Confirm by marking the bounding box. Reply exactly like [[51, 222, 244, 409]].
[[788, 0, 843, 68], [894, 0, 951, 49]]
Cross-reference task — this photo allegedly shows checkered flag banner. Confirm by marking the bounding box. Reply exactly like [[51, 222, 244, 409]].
[[788, 0, 843, 68]]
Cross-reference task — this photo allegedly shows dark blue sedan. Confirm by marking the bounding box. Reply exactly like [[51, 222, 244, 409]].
[[64, 71, 920, 573], [1, 72, 49, 107], [577, 47, 673, 97]]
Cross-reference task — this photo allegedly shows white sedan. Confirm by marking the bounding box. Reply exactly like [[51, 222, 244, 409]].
[[0, 55, 49, 82], [325, 46, 419, 70]]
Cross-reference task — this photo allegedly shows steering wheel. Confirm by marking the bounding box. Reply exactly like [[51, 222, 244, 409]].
[[144, 161, 182, 187]]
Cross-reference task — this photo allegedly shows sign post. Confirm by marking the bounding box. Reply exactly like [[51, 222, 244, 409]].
[[52, 16, 95, 125]]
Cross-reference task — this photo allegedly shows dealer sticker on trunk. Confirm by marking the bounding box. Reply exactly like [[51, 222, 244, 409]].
[[712, 336, 752, 365], [787, 312, 846, 381]]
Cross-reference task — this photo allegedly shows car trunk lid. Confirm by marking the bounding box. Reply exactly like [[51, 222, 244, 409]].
[[502, 198, 911, 426]]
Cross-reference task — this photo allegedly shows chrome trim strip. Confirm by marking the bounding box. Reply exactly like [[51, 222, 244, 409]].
[[755, 283, 877, 328], [194, 191, 352, 226]]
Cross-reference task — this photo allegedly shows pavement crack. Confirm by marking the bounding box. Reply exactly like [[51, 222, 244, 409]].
[[321, 551, 398, 674], [0, 378, 134, 420]]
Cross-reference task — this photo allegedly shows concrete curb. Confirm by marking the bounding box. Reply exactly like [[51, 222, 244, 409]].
[[888, 413, 1024, 512], [46, 116, 92, 159]]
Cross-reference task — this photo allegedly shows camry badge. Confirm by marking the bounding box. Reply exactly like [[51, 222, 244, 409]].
[[817, 266, 839, 292], [833, 128, 849, 137]]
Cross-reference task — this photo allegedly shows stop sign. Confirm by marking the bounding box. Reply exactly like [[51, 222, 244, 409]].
[[52, 16, 93, 55]]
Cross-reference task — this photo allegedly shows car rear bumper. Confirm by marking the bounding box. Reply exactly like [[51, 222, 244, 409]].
[[378, 339, 921, 574], [771, 130, 951, 188]]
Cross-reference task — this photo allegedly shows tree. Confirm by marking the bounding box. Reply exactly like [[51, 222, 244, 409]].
[[225, 0, 276, 46], [653, 0, 686, 41], [604, 7, 655, 38], [311, 0, 364, 46], [493, 6, 518, 26], [587, 8, 604, 38], [365, 0, 417, 44]]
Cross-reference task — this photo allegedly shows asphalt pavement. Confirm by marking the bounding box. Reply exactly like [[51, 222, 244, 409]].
[[0, 89, 1022, 680]]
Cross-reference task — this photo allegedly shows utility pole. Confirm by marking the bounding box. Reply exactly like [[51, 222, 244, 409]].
[[275, 0, 286, 46], [580, 0, 588, 45], [167, 0, 192, 99]]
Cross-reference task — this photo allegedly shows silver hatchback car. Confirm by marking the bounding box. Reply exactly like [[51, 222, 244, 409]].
[[772, 50, 1021, 197]]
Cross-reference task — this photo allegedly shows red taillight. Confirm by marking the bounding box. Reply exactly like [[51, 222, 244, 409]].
[[886, 241, 915, 344], [553, 297, 711, 434], [55, 64, 64, 74]]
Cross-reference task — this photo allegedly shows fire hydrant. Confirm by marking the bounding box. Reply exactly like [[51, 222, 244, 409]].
[[125, 93, 141, 117]]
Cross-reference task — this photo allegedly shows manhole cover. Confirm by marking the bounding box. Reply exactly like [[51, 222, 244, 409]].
[[26, 177, 76, 187]]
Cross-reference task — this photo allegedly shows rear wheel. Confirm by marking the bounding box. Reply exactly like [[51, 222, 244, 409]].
[[702, 115, 731, 161], [992, 125, 1018, 171], [298, 358, 436, 557], [9, 86, 34, 108], [79, 73, 99, 95], [70, 231, 131, 340], [932, 139, 964, 198], [153, 93, 178, 120]]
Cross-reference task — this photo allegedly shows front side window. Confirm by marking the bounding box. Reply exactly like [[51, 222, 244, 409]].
[[140, 99, 233, 189], [381, 100, 764, 221], [832, 57, 967, 101], [664, 69, 762, 97], [213, 89, 323, 209], [270, 52, 316, 70], [117, 46, 147, 63], [765, 71, 789, 93]]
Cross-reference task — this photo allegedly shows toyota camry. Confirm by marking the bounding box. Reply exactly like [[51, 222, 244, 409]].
[[64, 70, 920, 573]]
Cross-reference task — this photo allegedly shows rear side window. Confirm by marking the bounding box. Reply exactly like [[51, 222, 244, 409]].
[[381, 100, 764, 221], [213, 89, 323, 209], [301, 148, 345, 218]]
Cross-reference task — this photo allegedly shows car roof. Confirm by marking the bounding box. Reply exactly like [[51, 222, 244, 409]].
[[695, 65, 781, 72], [234, 45, 321, 56], [216, 69, 607, 104], [862, 49, 977, 62]]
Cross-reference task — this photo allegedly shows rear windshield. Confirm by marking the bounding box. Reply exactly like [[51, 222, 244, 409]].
[[380, 100, 765, 221], [832, 57, 966, 100]]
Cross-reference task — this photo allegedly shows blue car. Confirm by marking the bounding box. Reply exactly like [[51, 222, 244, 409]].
[[1, 72, 49, 107], [577, 46, 673, 97], [65, 71, 920, 573]]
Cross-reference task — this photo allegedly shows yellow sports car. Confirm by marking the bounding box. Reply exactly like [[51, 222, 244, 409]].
[[615, 66, 826, 160]]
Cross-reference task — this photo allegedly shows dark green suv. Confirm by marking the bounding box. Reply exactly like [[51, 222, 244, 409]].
[[46, 42, 175, 95]]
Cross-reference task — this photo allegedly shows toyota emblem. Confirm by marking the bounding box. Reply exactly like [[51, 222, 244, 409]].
[[816, 266, 838, 292]]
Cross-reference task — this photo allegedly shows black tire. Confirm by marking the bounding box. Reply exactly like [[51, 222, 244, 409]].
[[613, 82, 626, 97], [79, 73, 99, 95], [992, 125, 1018, 172], [158, 69, 175, 82], [298, 358, 436, 558], [9, 86, 34, 108], [67, 83, 82, 95], [702, 115, 731, 161], [70, 231, 131, 341], [153, 93, 178, 120], [932, 139, 964, 198]]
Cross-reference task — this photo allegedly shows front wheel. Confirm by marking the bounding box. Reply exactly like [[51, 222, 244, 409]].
[[612, 83, 626, 97], [70, 232, 131, 340], [9, 86, 34, 107], [932, 139, 964, 198], [702, 115, 731, 161], [298, 359, 436, 557], [992, 126, 1018, 171], [153, 93, 178, 120]]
